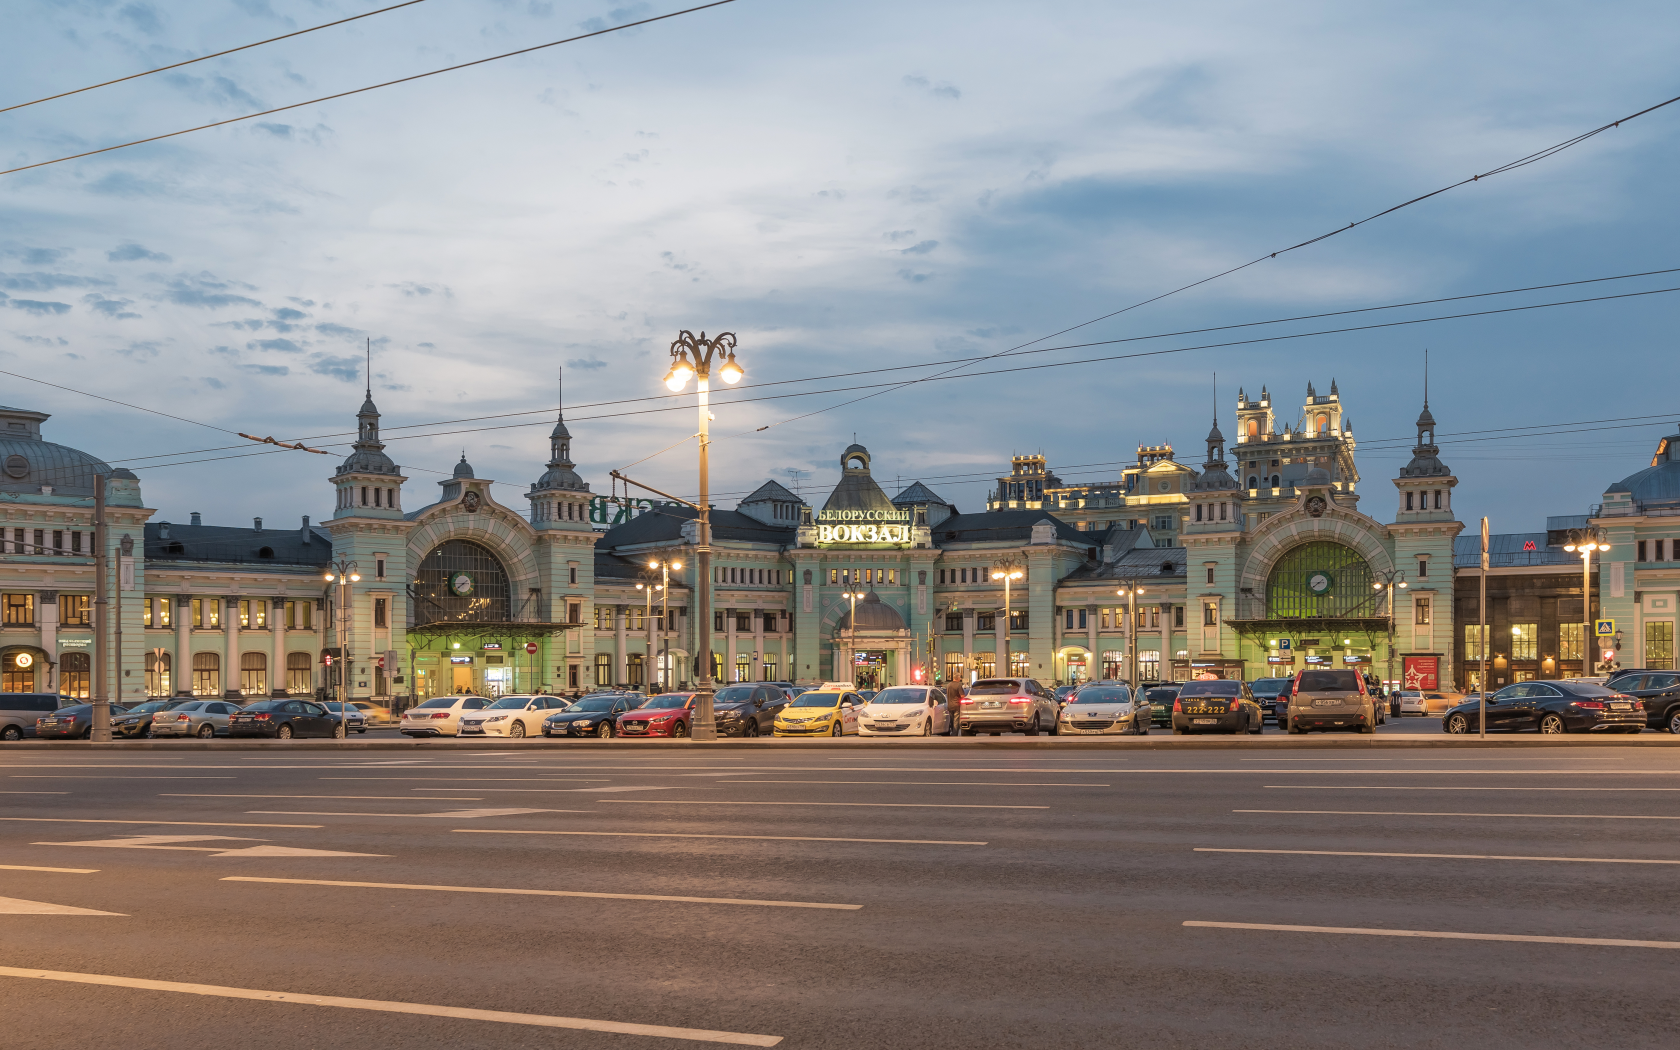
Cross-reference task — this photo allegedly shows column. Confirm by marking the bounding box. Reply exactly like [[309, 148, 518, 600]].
[[752, 609, 765, 681], [996, 601, 1008, 676], [961, 609, 975, 681], [725, 607, 738, 682], [175, 595, 192, 695], [1087, 604, 1099, 679], [38, 590, 58, 692], [271, 599, 287, 697], [224, 597, 241, 699], [895, 646, 908, 686], [615, 605, 627, 686]]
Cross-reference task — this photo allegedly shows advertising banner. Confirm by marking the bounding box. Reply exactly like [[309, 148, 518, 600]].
[[1402, 655, 1439, 690]]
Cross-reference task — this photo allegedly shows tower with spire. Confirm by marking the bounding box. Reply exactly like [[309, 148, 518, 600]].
[[328, 359, 407, 521]]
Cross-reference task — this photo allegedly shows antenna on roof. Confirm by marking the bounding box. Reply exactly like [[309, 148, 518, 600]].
[[364, 337, 371, 398]]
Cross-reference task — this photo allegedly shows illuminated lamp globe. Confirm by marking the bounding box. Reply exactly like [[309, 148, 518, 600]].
[[664, 359, 694, 391], [718, 352, 744, 385]]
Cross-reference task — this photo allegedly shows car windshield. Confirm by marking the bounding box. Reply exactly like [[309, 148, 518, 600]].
[[487, 696, 535, 710], [1297, 670, 1361, 692], [323, 703, 357, 713], [1145, 689, 1179, 702], [1071, 687, 1130, 704], [565, 698, 617, 712], [641, 695, 690, 709], [415, 697, 462, 709], [870, 687, 927, 706], [1178, 680, 1241, 698], [791, 692, 841, 708], [1560, 682, 1618, 697], [968, 680, 1023, 695], [714, 686, 756, 703]]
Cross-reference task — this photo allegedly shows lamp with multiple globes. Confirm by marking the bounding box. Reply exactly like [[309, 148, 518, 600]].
[[1563, 528, 1613, 674], [1115, 585, 1145, 686], [322, 558, 361, 742]]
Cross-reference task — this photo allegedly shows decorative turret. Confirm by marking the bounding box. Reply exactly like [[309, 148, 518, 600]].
[[1394, 392, 1455, 521], [528, 399, 592, 529], [328, 381, 406, 519]]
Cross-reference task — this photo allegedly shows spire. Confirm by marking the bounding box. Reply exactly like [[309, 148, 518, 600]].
[[365, 337, 372, 400], [1330, 378, 1339, 397], [1307, 380, 1315, 398], [531, 364, 588, 494], [335, 342, 399, 479]]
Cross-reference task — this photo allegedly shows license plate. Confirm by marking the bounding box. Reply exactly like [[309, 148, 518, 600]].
[[1314, 698, 1343, 707], [1612, 703, 1632, 710], [1192, 718, 1218, 725], [982, 702, 1001, 708]]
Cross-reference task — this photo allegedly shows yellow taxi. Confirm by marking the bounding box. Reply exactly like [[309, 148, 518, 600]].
[[772, 688, 862, 737]]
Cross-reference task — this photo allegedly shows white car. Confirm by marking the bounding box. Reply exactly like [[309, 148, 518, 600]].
[[458, 694, 569, 738], [400, 695, 489, 737], [1397, 690, 1466, 716], [858, 685, 949, 737], [1058, 683, 1148, 735]]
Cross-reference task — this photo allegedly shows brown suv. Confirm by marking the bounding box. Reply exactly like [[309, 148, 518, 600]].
[[1287, 668, 1376, 734]]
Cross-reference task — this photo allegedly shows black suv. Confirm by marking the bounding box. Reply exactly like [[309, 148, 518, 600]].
[[1608, 671, 1680, 734], [710, 683, 790, 737]]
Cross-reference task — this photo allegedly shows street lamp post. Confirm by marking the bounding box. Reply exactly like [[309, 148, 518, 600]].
[[1373, 570, 1407, 698], [323, 558, 361, 742], [840, 589, 863, 685], [1116, 585, 1145, 687], [1563, 529, 1611, 676], [635, 575, 661, 690], [991, 563, 1024, 677], [639, 554, 683, 692], [662, 331, 744, 740]]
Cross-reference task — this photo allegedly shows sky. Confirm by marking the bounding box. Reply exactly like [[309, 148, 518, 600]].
[[2, 0, 1678, 535]]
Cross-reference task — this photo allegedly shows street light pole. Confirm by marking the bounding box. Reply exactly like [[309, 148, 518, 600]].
[[662, 331, 743, 740], [840, 589, 862, 685], [323, 558, 360, 743], [1117, 585, 1144, 687], [991, 564, 1023, 677], [1372, 570, 1407, 697], [1563, 529, 1610, 676]]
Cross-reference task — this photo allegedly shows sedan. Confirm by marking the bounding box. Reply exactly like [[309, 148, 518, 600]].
[[229, 699, 345, 739], [773, 689, 861, 737], [710, 684, 790, 737], [1397, 690, 1466, 717], [857, 686, 946, 736], [543, 694, 640, 738], [459, 694, 567, 738], [35, 704, 130, 739], [1058, 684, 1148, 735], [322, 702, 369, 733], [150, 700, 240, 738], [111, 699, 191, 738], [618, 693, 698, 738], [399, 695, 489, 737], [352, 701, 396, 726], [1442, 681, 1644, 734], [1172, 679, 1264, 735], [1607, 671, 1680, 734]]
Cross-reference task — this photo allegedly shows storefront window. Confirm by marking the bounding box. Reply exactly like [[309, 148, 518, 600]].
[[1138, 651, 1160, 681], [1510, 623, 1538, 661], [1102, 650, 1124, 679], [241, 653, 267, 695], [595, 653, 612, 687], [144, 651, 170, 697], [973, 654, 996, 679], [192, 653, 220, 696], [1009, 651, 1030, 677], [762, 658, 778, 681], [1464, 624, 1485, 661], [1647, 622, 1674, 671], [1558, 623, 1583, 661], [287, 652, 313, 694], [735, 656, 750, 682], [628, 653, 645, 687], [60, 651, 90, 698], [944, 653, 965, 683]]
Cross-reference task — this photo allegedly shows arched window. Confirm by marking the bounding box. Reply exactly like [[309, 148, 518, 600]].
[[1271, 474, 1280, 488], [1316, 413, 1329, 434], [1246, 418, 1258, 438], [286, 652, 313, 695], [1265, 541, 1376, 619], [241, 652, 268, 696], [192, 652, 221, 696], [1247, 476, 1258, 490], [61, 651, 91, 699], [412, 540, 512, 625], [143, 650, 169, 696]]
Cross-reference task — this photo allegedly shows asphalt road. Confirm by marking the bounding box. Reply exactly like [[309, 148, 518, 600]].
[[4, 741, 1680, 1049]]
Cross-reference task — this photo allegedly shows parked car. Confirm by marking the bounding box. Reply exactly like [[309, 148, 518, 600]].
[[545, 694, 641, 737], [958, 677, 1059, 736], [150, 700, 241, 738], [857, 690, 878, 702], [400, 695, 489, 737], [351, 700, 395, 726], [764, 681, 807, 700], [1, 692, 64, 740], [1607, 671, 1680, 734], [33, 703, 130, 740], [1054, 684, 1080, 708], [1249, 677, 1293, 725], [322, 702, 369, 734], [229, 699, 346, 739], [1287, 668, 1376, 734], [711, 684, 790, 737], [618, 692, 698, 737], [1396, 690, 1465, 716], [458, 694, 567, 738], [1173, 679, 1264, 735], [111, 698, 193, 739], [1143, 684, 1182, 730], [1442, 681, 1644, 734], [1059, 684, 1148, 735], [858, 685, 946, 736], [773, 689, 861, 737]]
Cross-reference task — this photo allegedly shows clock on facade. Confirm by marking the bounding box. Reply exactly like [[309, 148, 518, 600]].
[[1307, 572, 1334, 596], [450, 572, 475, 597]]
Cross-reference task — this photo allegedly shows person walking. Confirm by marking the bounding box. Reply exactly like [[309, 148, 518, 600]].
[[944, 677, 964, 737]]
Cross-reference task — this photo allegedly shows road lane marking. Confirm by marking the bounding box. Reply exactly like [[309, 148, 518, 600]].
[[248, 808, 583, 818], [716, 780, 1108, 787], [0, 864, 98, 873], [597, 800, 1049, 809], [161, 794, 485, 801], [1184, 921, 1680, 950], [1266, 785, 1680, 792], [1194, 847, 1680, 865], [221, 876, 861, 911], [320, 778, 612, 782], [0, 791, 69, 795], [2, 818, 321, 828], [10, 776, 236, 780], [35, 835, 386, 858], [0, 965, 781, 1045], [0, 896, 124, 915], [1237, 809, 1680, 820], [455, 829, 987, 845]]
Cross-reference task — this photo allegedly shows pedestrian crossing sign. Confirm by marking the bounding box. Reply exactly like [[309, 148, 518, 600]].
[[1595, 619, 1615, 637]]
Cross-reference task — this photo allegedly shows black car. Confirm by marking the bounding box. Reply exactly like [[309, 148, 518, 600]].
[[35, 703, 131, 739], [543, 694, 640, 737], [1172, 679, 1265, 735], [710, 683, 790, 737], [110, 699, 191, 738], [1143, 684, 1182, 730], [1607, 671, 1680, 734], [1442, 681, 1644, 734], [228, 699, 345, 739], [1250, 677, 1293, 725]]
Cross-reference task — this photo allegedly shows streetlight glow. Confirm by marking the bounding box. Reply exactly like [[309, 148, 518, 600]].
[[663, 360, 694, 391], [718, 352, 743, 384]]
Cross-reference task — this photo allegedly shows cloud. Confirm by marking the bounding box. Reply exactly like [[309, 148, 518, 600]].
[[239, 364, 290, 376], [903, 74, 961, 99], [249, 338, 304, 353], [3, 247, 70, 265], [83, 294, 140, 319], [6, 299, 72, 315], [578, 3, 651, 33], [108, 243, 171, 263], [898, 240, 939, 255], [14, 335, 68, 347], [87, 171, 169, 198], [201, 377, 226, 390], [117, 3, 163, 35], [160, 273, 262, 309], [0, 272, 109, 292], [896, 269, 931, 284], [566, 356, 608, 370], [884, 230, 917, 242], [309, 354, 361, 381], [388, 282, 447, 298], [273, 307, 307, 322], [314, 322, 363, 338], [118, 341, 163, 358]]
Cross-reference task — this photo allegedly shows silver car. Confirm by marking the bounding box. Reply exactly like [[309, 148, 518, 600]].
[[1286, 668, 1376, 734], [1057, 684, 1148, 735], [958, 677, 1060, 736], [149, 700, 240, 738]]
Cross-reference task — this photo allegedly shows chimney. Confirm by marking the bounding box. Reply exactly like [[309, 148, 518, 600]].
[[190, 511, 202, 526], [159, 522, 171, 540], [253, 517, 263, 533], [300, 515, 310, 542]]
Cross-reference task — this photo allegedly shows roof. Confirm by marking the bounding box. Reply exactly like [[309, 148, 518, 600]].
[[143, 521, 333, 568], [835, 590, 906, 632], [1605, 433, 1680, 505], [740, 480, 801, 505], [593, 551, 690, 587], [596, 503, 796, 549], [0, 405, 117, 498], [1453, 533, 1577, 569], [933, 509, 1091, 546], [892, 481, 949, 507], [1060, 544, 1186, 582]]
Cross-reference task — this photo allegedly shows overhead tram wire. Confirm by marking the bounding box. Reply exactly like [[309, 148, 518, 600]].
[[0, 0, 434, 115], [0, 0, 742, 178], [723, 89, 1680, 439], [86, 264, 1680, 468]]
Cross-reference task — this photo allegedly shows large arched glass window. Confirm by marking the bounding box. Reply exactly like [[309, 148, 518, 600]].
[[1266, 541, 1377, 619], [413, 540, 512, 624]]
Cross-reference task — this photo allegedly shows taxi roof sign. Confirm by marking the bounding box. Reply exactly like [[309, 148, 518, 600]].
[[1596, 619, 1616, 637]]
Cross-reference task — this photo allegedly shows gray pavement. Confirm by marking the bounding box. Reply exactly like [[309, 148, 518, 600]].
[[3, 741, 1679, 1049]]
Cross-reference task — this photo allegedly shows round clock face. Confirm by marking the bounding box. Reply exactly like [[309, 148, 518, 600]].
[[1307, 572, 1333, 596], [450, 572, 475, 597]]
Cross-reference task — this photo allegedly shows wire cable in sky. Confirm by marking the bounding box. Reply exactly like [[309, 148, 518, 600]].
[[0, 0, 740, 177], [0, 0, 433, 116]]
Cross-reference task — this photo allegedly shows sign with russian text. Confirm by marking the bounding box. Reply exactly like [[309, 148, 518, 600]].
[[1402, 655, 1438, 690], [817, 522, 911, 545]]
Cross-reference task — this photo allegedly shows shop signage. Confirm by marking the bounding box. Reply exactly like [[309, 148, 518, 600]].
[[13, 652, 32, 669], [818, 508, 909, 523], [482, 642, 503, 650], [1304, 655, 1326, 664], [1402, 655, 1439, 690], [450, 655, 474, 665], [1266, 655, 1295, 664], [1342, 654, 1368, 664], [588, 495, 663, 526], [57, 638, 92, 649]]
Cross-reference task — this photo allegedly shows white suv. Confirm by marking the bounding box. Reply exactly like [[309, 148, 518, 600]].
[[400, 695, 488, 737]]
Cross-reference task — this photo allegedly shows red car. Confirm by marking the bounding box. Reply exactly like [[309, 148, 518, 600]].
[[617, 693, 697, 737]]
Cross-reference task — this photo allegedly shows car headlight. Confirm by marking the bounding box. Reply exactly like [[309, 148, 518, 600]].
[[573, 720, 593, 728], [486, 715, 508, 722]]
